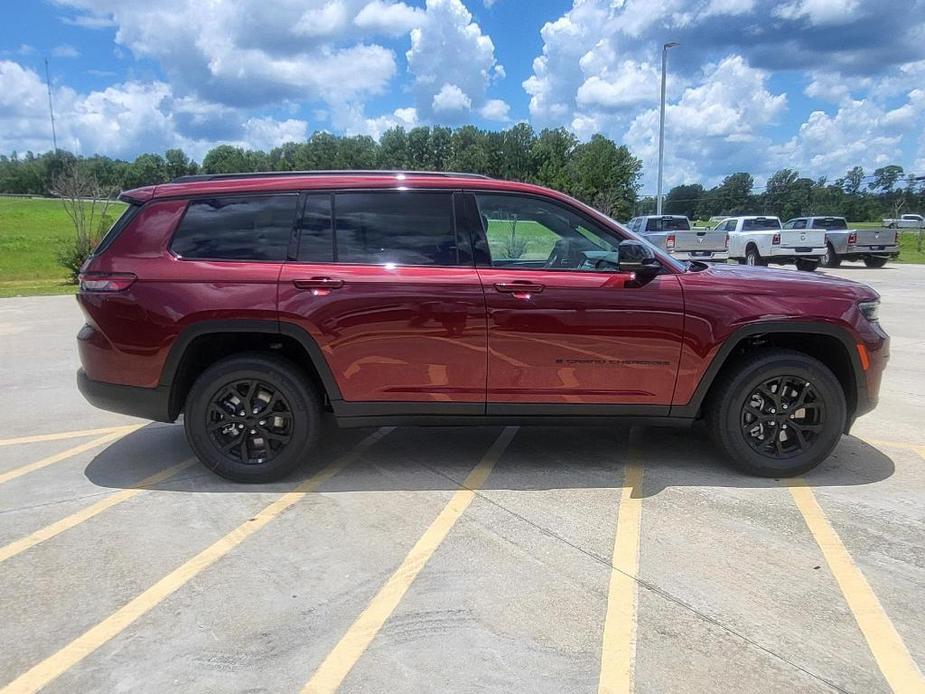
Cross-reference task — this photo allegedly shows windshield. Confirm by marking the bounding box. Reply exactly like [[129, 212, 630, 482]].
[[645, 217, 690, 231], [742, 218, 781, 231], [811, 218, 847, 230]]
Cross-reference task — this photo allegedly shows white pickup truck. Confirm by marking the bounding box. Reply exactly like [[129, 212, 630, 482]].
[[715, 215, 825, 271], [626, 215, 728, 261], [882, 213, 924, 229]]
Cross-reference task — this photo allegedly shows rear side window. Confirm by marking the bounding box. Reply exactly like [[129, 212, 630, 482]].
[[92, 203, 141, 256], [297, 194, 334, 262], [171, 195, 298, 261], [334, 192, 458, 266]]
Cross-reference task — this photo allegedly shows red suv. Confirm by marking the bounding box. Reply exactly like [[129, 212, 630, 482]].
[[76, 171, 888, 482]]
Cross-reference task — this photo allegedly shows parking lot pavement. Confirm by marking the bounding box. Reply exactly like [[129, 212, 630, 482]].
[[0, 264, 923, 693]]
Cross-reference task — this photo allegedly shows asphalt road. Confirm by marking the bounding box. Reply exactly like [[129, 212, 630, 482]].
[[0, 264, 923, 693]]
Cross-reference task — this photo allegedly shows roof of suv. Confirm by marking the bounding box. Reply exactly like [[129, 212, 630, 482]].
[[120, 170, 556, 204]]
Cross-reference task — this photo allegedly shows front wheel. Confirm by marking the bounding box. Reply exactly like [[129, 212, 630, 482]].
[[184, 353, 322, 482], [795, 259, 818, 272], [706, 350, 846, 477], [864, 256, 889, 268]]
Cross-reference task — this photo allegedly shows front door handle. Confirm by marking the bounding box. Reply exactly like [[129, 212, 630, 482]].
[[292, 277, 344, 295], [494, 281, 544, 299]]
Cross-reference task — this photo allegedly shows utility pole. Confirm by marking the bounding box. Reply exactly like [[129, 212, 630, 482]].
[[656, 41, 679, 216], [44, 58, 58, 153]]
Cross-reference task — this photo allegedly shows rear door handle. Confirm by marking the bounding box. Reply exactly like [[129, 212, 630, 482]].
[[292, 277, 344, 294], [495, 280, 545, 294]]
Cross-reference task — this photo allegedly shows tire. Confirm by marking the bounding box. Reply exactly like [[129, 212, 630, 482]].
[[745, 247, 766, 267], [183, 353, 322, 482], [864, 256, 888, 268], [706, 349, 846, 477], [821, 243, 841, 268], [795, 259, 818, 272]]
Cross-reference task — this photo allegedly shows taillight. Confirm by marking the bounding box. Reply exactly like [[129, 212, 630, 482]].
[[848, 231, 857, 244], [666, 233, 676, 250], [79, 272, 137, 292], [772, 232, 781, 245], [724, 233, 730, 249]]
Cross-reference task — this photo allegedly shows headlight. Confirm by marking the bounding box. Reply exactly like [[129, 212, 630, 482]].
[[858, 299, 880, 322]]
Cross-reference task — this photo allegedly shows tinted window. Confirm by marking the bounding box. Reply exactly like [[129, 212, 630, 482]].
[[297, 194, 334, 262], [645, 217, 690, 231], [742, 218, 781, 231], [334, 192, 458, 266], [792, 219, 807, 229], [92, 203, 141, 256], [810, 218, 847, 229], [475, 193, 619, 271], [171, 195, 297, 261]]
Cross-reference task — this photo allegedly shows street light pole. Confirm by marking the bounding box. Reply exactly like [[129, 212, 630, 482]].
[[656, 41, 679, 216]]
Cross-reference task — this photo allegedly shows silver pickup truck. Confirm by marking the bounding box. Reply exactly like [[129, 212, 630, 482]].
[[626, 215, 728, 261], [784, 216, 900, 268]]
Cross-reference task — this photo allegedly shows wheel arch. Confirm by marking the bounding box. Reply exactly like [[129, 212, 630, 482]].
[[160, 319, 342, 420], [673, 321, 866, 425]]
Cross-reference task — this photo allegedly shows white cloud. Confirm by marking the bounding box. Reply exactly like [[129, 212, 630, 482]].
[[354, 1, 425, 34], [774, 0, 862, 25], [51, 44, 81, 58], [61, 13, 116, 29], [432, 83, 471, 114], [406, 0, 503, 120], [0, 60, 309, 160], [479, 98, 510, 122]]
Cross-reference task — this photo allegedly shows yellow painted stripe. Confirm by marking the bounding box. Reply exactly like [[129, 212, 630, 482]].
[[598, 462, 645, 694], [0, 426, 137, 448], [0, 458, 196, 565], [0, 426, 143, 487], [789, 480, 925, 693], [0, 428, 389, 694], [302, 426, 518, 694]]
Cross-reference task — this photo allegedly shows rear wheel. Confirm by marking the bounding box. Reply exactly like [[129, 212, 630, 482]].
[[745, 247, 766, 267], [864, 256, 889, 268], [795, 259, 818, 272], [706, 350, 846, 477], [821, 243, 841, 268], [184, 353, 321, 482]]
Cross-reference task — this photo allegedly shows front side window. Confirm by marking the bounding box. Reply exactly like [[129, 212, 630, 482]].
[[171, 195, 298, 261], [334, 192, 458, 266], [475, 193, 620, 271]]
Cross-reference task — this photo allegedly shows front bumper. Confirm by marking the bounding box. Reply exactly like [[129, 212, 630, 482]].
[[77, 369, 173, 422]]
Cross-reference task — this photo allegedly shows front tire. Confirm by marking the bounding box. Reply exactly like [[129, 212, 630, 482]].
[[821, 243, 841, 268], [706, 350, 846, 477], [864, 256, 888, 268], [184, 353, 321, 482], [795, 259, 818, 272]]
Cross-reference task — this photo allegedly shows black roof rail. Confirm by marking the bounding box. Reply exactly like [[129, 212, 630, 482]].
[[170, 170, 492, 183]]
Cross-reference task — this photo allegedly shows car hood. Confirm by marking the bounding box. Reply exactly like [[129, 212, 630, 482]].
[[684, 262, 879, 301]]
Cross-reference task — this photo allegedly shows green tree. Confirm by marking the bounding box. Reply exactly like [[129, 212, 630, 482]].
[[567, 134, 641, 220], [407, 127, 433, 170], [164, 148, 195, 180], [664, 184, 704, 219], [124, 153, 168, 188], [500, 122, 535, 181], [530, 128, 577, 192], [378, 127, 408, 169]]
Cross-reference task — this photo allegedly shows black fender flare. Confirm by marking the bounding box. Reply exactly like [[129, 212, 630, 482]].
[[670, 320, 867, 418]]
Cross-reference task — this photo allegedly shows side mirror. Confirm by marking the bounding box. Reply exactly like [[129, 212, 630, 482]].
[[618, 239, 660, 275]]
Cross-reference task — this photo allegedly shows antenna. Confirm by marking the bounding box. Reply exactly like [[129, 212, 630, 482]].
[[44, 58, 58, 153]]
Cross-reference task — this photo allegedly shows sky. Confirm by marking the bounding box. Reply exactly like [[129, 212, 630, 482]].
[[1, 0, 924, 192]]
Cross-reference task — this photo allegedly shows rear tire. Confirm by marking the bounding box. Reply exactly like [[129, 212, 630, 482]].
[[795, 259, 818, 272], [821, 243, 841, 268], [184, 353, 321, 482], [745, 247, 766, 267], [864, 256, 888, 268], [706, 349, 846, 477]]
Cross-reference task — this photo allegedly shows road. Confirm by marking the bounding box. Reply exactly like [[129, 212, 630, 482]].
[[0, 264, 923, 693]]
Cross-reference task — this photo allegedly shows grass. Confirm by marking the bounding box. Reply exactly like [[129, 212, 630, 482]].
[[0, 197, 126, 298], [0, 199, 923, 298]]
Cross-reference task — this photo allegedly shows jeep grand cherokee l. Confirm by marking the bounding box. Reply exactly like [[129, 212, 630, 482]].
[[76, 171, 888, 482]]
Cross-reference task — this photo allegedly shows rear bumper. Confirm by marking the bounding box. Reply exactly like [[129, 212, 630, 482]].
[[77, 369, 174, 422], [670, 251, 729, 262], [842, 244, 900, 257]]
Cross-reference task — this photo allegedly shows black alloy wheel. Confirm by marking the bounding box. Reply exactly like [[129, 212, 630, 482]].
[[207, 379, 293, 465], [740, 375, 824, 459]]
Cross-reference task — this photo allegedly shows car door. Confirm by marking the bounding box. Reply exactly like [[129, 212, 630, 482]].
[[461, 191, 685, 414], [277, 190, 487, 413]]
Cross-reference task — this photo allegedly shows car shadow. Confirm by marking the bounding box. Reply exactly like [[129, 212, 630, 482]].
[[84, 418, 897, 499]]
